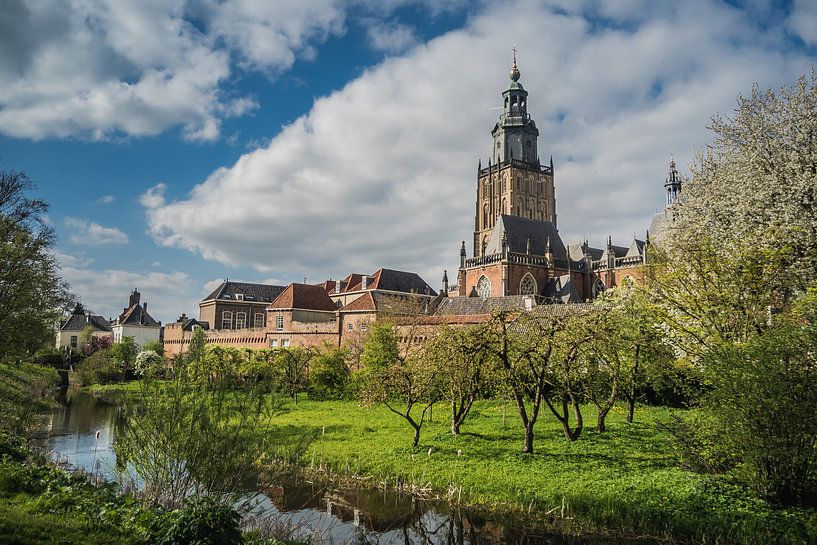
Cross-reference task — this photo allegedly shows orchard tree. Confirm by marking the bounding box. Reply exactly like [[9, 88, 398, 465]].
[[421, 324, 494, 435], [274, 346, 315, 404], [0, 168, 70, 360], [358, 321, 441, 448]]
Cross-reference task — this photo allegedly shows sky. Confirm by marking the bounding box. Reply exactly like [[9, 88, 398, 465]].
[[2, 0, 815, 324]]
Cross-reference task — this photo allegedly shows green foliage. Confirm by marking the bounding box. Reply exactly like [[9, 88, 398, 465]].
[[359, 321, 399, 370], [700, 320, 817, 504], [157, 496, 242, 545], [0, 362, 59, 435], [75, 349, 122, 386], [115, 349, 284, 509], [0, 168, 70, 361], [308, 346, 349, 400], [109, 336, 139, 371], [142, 339, 164, 357]]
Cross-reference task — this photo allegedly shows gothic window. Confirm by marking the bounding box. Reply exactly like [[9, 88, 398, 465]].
[[254, 313, 264, 328], [482, 204, 489, 228], [593, 279, 606, 298], [502, 178, 506, 193], [525, 179, 529, 192], [221, 311, 233, 330], [520, 274, 537, 296], [482, 236, 488, 256], [235, 312, 247, 329], [476, 276, 491, 298], [501, 197, 507, 214]]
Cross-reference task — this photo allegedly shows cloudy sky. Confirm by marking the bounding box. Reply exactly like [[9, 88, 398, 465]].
[[2, 0, 815, 322]]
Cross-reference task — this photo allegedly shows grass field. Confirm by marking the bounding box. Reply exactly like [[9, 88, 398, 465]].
[[262, 398, 817, 544]]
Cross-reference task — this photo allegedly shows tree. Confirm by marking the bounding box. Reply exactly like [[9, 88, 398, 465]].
[[308, 345, 349, 400], [274, 346, 314, 404], [358, 322, 441, 447], [482, 308, 592, 451], [651, 73, 817, 355], [109, 336, 139, 376], [422, 325, 494, 435], [0, 168, 69, 360]]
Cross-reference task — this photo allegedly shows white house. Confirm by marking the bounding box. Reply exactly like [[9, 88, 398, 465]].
[[111, 289, 161, 348]]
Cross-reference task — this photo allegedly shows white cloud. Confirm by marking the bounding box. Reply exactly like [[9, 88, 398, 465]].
[[787, 0, 817, 45], [61, 267, 196, 323], [366, 20, 419, 54], [139, 183, 166, 209], [55, 250, 95, 268], [143, 0, 812, 285], [64, 217, 129, 246], [97, 195, 115, 204], [0, 0, 346, 141]]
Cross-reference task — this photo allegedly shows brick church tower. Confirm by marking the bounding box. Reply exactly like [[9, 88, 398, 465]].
[[473, 54, 556, 258]]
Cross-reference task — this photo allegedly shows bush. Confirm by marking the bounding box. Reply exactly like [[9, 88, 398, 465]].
[[0, 362, 59, 434], [134, 350, 165, 378], [156, 496, 242, 545], [308, 347, 349, 400], [700, 322, 817, 504], [75, 350, 121, 386]]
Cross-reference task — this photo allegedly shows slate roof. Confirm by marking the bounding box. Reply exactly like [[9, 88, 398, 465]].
[[118, 304, 160, 326], [542, 274, 582, 304], [369, 268, 437, 296], [626, 238, 646, 258], [567, 242, 602, 262], [434, 295, 534, 316], [203, 281, 286, 303], [269, 283, 337, 311], [484, 215, 567, 258], [60, 312, 112, 332]]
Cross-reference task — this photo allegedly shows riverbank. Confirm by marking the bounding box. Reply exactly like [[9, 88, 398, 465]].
[[261, 398, 816, 544], [84, 382, 817, 544]]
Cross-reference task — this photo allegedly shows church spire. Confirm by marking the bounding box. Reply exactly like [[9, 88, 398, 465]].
[[665, 154, 682, 206]]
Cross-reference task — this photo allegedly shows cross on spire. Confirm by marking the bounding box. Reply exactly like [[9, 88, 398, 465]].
[[512, 45, 518, 65]]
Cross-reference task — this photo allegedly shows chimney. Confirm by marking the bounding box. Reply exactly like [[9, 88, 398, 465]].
[[143, 302, 148, 312], [361, 276, 369, 290], [86, 310, 91, 323]]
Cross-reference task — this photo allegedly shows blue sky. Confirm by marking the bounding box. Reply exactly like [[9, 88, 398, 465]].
[[1, 0, 815, 323]]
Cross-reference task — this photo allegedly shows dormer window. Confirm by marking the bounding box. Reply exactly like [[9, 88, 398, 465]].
[[236, 294, 244, 301]]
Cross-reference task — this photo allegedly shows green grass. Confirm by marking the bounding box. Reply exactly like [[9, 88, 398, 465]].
[[263, 399, 817, 544]]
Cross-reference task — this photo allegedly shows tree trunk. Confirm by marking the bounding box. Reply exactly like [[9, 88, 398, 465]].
[[451, 401, 460, 435], [597, 407, 609, 432], [523, 424, 534, 454], [627, 344, 640, 424], [412, 424, 421, 448]]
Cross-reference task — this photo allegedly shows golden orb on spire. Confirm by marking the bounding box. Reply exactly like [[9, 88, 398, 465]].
[[510, 45, 520, 81]]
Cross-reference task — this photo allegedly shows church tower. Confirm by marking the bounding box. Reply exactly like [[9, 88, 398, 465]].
[[665, 156, 682, 206], [473, 54, 556, 257]]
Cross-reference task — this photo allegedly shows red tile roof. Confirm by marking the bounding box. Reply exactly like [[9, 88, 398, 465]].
[[269, 283, 337, 311], [339, 293, 376, 312]]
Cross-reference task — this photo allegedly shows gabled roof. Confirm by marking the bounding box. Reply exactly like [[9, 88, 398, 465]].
[[567, 242, 602, 262], [340, 292, 376, 312], [369, 268, 437, 296], [484, 215, 567, 258], [269, 283, 337, 311], [60, 313, 112, 332], [118, 304, 160, 327], [600, 244, 629, 262], [203, 281, 286, 303], [626, 238, 646, 258]]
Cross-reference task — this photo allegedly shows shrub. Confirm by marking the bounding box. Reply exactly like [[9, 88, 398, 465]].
[[308, 347, 349, 400], [75, 350, 121, 386], [156, 496, 242, 545], [134, 350, 165, 378]]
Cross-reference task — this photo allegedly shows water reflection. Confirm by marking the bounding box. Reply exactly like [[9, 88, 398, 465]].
[[37, 389, 656, 545]]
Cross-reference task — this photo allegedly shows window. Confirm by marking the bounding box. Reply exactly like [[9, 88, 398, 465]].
[[70, 336, 78, 349], [221, 311, 233, 330], [360, 323, 368, 332], [520, 274, 537, 296], [347, 322, 354, 331], [254, 313, 264, 328], [235, 312, 247, 329], [270, 339, 278, 348], [235, 293, 244, 301], [282, 339, 290, 347], [276, 315, 284, 332], [476, 275, 491, 298]]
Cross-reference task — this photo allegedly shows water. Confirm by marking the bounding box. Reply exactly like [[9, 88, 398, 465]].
[[35, 389, 655, 545]]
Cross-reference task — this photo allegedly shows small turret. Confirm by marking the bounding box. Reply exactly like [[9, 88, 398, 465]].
[[441, 270, 449, 296], [665, 155, 682, 206], [545, 236, 554, 263], [459, 241, 467, 269]]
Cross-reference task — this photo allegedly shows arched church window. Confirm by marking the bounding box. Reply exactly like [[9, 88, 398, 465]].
[[482, 236, 488, 256], [520, 274, 537, 296], [482, 204, 488, 229], [501, 197, 506, 214], [477, 276, 491, 298]]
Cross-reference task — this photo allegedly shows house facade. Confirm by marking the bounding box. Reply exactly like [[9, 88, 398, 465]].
[[111, 289, 161, 347], [56, 304, 113, 350]]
